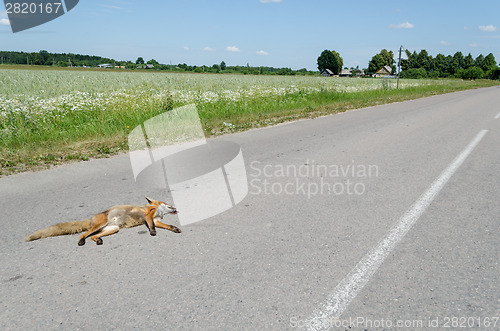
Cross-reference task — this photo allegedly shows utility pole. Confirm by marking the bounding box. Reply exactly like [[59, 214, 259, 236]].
[[396, 45, 403, 90]]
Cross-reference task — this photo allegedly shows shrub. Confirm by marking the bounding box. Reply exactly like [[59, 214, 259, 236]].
[[459, 67, 485, 80], [400, 68, 428, 79], [487, 67, 500, 80]]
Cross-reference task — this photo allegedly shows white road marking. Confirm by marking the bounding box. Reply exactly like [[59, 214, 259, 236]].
[[303, 129, 489, 331], [495, 112, 500, 120]]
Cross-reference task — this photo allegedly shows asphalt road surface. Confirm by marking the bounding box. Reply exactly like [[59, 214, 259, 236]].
[[1, 87, 499, 330]]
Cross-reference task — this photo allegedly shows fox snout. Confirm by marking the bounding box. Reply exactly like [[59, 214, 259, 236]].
[[156, 204, 178, 218], [163, 203, 177, 214]]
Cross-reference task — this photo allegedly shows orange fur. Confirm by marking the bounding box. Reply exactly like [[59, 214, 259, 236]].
[[25, 197, 180, 246]]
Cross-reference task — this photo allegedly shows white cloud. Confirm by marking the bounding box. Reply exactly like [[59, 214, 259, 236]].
[[256, 50, 269, 56], [468, 43, 485, 48], [226, 46, 241, 52], [99, 4, 122, 10], [203, 46, 214, 51], [260, 0, 282, 3], [479, 24, 498, 32], [183, 46, 190, 51], [440, 41, 451, 46], [0, 18, 9, 26], [388, 22, 414, 29]]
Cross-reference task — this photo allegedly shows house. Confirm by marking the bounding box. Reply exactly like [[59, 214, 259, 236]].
[[374, 66, 393, 78], [145, 64, 154, 69], [339, 68, 352, 77], [352, 69, 366, 77], [97, 63, 112, 68], [321, 69, 335, 76]]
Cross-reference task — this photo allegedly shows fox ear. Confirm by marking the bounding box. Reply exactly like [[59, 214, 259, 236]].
[[145, 196, 153, 204]]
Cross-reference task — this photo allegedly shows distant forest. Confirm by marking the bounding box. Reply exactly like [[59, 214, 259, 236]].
[[0, 50, 316, 76], [400, 50, 500, 80], [0, 50, 113, 67]]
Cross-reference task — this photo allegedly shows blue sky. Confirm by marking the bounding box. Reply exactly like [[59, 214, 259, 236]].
[[1, 0, 499, 70]]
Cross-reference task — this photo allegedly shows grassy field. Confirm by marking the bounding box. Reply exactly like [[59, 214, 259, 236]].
[[1, 65, 498, 176]]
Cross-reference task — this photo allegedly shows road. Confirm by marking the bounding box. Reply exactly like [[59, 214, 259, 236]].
[[1, 87, 499, 330]]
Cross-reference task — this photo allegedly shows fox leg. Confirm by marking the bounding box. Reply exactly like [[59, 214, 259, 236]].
[[78, 213, 108, 246], [90, 225, 119, 245], [144, 208, 157, 236], [154, 219, 182, 233]]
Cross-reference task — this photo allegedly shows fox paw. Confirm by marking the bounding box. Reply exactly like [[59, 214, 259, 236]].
[[172, 227, 182, 233], [96, 238, 103, 245], [150, 230, 157, 236], [78, 238, 85, 246]]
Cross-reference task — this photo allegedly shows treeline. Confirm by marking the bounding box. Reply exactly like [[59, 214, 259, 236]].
[[173, 62, 313, 75], [0, 50, 114, 67], [401, 50, 500, 80], [0, 50, 316, 76]]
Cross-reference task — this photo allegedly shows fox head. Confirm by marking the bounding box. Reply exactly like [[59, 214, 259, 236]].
[[145, 196, 177, 218]]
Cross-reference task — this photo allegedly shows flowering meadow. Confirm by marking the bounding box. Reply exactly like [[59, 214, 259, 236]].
[[0, 69, 461, 140], [0, 67, 491, 174]]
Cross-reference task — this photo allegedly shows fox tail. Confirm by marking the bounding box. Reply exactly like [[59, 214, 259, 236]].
[[25, 219, 93, 242]]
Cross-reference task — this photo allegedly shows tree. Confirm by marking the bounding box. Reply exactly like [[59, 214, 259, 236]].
[[448, 52, 464, 75], [317, 49, 343, 74], [37, 50, 49, 64], [475, 54, 485, 68], [147, 59, 159, 66], [416, 50, 433, 72], [220, 61, 226, 71], [401, 50, 417, 71], [136, 57, 145, 65], [463, 53, 474, 69], [433, 53, 447, 75], [212, 64, 221, 72], [368, 49, 395, 74], [441, 55, 452, 76], [481, 53, 497, 73], [31, 53, 45, 65]]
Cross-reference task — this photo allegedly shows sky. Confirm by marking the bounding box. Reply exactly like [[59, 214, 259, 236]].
[[1, 0, 499, 71]]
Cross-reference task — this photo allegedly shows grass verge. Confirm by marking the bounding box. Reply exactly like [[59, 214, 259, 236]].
[[200, 80, 499, 134]]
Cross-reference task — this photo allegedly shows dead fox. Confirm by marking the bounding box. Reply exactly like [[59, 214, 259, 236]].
[[25, 197, 180, 246]]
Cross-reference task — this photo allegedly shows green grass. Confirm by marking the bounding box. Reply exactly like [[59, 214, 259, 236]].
[[0, 67, 498, 176], [198, 80, 499, 134]]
